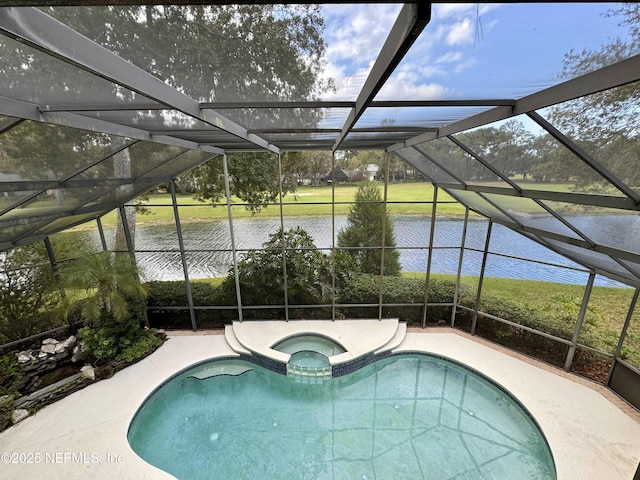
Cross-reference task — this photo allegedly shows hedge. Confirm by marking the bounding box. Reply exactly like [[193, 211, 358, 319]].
[[145, 275, 468, 327]]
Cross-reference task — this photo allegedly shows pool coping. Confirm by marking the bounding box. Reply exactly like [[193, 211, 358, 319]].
[[0, 325, 638, 479]]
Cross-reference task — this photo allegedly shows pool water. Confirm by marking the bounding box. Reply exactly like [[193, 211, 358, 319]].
[[273, 334, 346, 357], [128, 355, 556, 480]]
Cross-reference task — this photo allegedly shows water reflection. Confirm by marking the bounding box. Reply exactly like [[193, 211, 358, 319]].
[[94, 215, 630, 286]]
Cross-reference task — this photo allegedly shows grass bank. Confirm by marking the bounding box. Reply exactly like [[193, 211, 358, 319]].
[[91, 181, 575, 228]]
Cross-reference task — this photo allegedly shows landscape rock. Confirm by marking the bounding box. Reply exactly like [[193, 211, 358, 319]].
[[40, 343, 56, 355], [80, 365, 95, 381], [17, 351, 34, 364], [54, 335, 76, 354], [11, 409, 29, 424], [42, 338, 58, 345]]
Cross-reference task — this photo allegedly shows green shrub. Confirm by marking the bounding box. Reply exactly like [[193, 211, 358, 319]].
[[146, 280, 233, 328], [0, 244, 62, 344], [115, 331, 163, 363], [339, 274, 464, 325], [218, 227, 333, 319], [78, 317, 156, 362], [146, 280, 230, 306], [0, 353, 23, 397], [0, 394, 13, 431]]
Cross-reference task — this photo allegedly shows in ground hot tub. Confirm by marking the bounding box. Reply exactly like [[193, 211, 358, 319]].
[[272, 334, 345, 383]]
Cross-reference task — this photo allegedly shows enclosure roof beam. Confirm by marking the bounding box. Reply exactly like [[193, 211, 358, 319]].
[[332, 3, 431, 151], [0, 1, 626, 6], [527, 111, 640, 204], [0, 7, 276, 153], [443, 133, 615, 252], [0, 138, 138, 217], [198, 99, 516, 109], [443, 187, 639, 284], [514, 230, 640, 288], [487, 217, 640, 265], [434, 182, 640, 212], [389, 53, 640, 152], [0, 95, 224, 155]]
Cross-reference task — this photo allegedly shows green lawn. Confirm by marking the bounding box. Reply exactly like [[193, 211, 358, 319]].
[[89, 181, 550, 228], [426, 273, 639, 366]]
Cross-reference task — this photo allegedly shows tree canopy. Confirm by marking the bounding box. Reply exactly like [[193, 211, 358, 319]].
[[546, 4, 640, 191], [0, 5, 334, 237], [338, 182, 401, 276], [220, 227, 333, 315]]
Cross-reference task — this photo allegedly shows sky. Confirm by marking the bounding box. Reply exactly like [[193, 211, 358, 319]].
[[319, 2, 630, 103]]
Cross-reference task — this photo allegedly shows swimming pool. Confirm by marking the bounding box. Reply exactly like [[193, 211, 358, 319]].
[[128, 354, 556, 479]]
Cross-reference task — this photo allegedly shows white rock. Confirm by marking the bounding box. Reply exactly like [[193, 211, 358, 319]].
[[40, 344, 56, 355], [80, 365, 95, 381], [11, 409, 29, 424], [42, 338, 58, 345], [37, 351, 48, 359], [17, 352, 33, 363]]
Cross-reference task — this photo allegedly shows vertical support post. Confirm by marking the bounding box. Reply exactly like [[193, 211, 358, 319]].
[[170, 179, 197, 331], [117, 205, 136, 260], [96, 217, 108, 251], [451, 207, 469, 327], [223, 154, 243, 322], [44, 237, 74, 331], [43, 236, 57, 273], [564, 272, 596, 371], [421, 186, 439, 328], [331, 151, 336, 321], [378, 153, 391, 320], [608, 288, 639, 385], [277, 153, 290, 321], [471, 220, 492, 335]]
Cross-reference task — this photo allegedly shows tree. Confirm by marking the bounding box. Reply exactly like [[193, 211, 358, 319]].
[[0, 244, 61, 344], [454, 121, 537, 180], [220, 227, 333, 315], [337, 182, 401, 276], [546, 4, 640, 190], [281, 151, 312, 186], [51, 5, 332, 217], [305, 151, 333, 186], [1, 6, 332, 243], [191, 152, 297, 214], [59, 252, 147, 324]]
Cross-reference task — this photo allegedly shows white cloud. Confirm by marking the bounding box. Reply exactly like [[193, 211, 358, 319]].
[[323, 4, 401, 68], [317, 3, 503, 101], [376, 69, 451, 101], [446, 18, 474, 45], [433, 3, 476, 19], [436, 51, 463, 64], [453, 58, 477, 74], [319, 64, 371, 101], [434, 3, 500, 19]]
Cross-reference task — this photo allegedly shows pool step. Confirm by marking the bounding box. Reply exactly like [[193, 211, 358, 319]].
[[374, 322, 407, 355], [287, 364, 332, 384], [224, 325, 252, 355]]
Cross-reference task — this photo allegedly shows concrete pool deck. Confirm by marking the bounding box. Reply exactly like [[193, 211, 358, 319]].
[[0, 323, 639, 480]]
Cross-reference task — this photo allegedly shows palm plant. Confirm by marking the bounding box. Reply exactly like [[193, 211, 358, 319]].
[[59, 252, 147, 324]]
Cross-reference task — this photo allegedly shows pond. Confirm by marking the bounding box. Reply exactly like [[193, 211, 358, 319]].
[[97, 215, 633, 287]]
